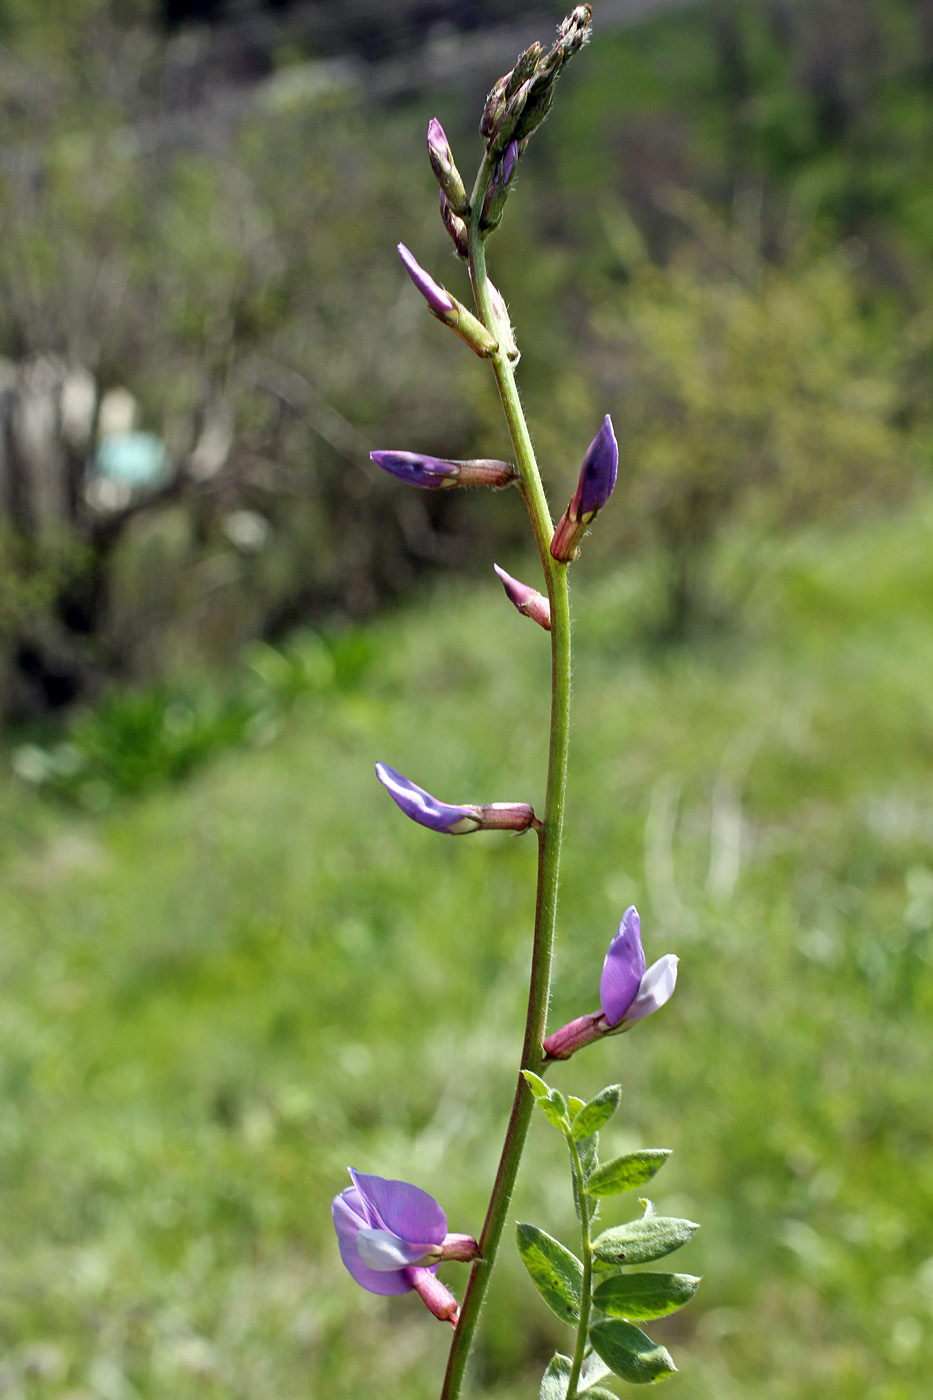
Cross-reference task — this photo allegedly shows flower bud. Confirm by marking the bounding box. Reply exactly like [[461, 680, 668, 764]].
[[470, 271, 518, 361], [397, 244, 498, 357], [371, 451, 517, 491], [439, 190, 470, 260], [398, 242, 454, 316], [375, 763, 537, 835], [426, 117, 469, 216], [480, 140, 519, 232], [550, 414, 618, 562], [482, 7, 592, 156], [494, 564, 551, 630]]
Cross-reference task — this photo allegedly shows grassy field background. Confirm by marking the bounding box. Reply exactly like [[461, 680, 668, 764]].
[[2, 490, 932, 1399]]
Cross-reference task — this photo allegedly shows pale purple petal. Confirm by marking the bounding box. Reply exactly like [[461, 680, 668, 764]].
[[375, 762, 479, 834], [349, 1168, 447, 1246], [599, 905, 647, 1027], [622, 954, 679, 1024]]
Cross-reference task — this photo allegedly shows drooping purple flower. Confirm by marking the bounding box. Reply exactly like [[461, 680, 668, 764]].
[[397, 243, 455, 317], [375, 763, 537, 835], [332, 1169, 474, 1323], [542, 906, 678, 1060], [550, 414, 619, 562], [370, 451, 517, 491], [494, 563, 551, 630], [333, 1169, 447, 1296], [375, 763, 482, 834]]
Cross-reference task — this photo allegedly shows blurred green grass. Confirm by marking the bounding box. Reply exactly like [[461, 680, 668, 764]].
[[2, 494, 933, 1400]]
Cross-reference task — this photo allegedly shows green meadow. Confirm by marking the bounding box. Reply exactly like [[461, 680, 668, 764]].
[[2, 494, 932, 1400]]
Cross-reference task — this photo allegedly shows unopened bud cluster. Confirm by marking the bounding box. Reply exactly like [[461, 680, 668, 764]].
[[481, 5, 592, 157]]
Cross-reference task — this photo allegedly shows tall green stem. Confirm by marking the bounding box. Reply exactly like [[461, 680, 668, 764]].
[[564, 1134, 595, 1400], [439, 167, 573, 1400]]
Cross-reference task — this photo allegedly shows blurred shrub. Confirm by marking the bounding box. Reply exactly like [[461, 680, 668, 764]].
[[11, 627, 373, 806], [583, 205, 912, 633]]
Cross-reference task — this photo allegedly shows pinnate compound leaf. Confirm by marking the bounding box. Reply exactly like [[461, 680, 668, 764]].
[[517, 1223, 583, 1323], [591, 1216, 699, 1268], [539, 1352, 572, 1400], [589, 1319, 677, 1385], [572, 1084, 622, 1140], [593, 1271, 700, 1320], [585, 1150, 671, 1199]]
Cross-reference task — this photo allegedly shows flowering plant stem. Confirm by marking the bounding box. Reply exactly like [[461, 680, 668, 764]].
[[439, 157, 573, 1400], [564, 1134, 595, 1400]]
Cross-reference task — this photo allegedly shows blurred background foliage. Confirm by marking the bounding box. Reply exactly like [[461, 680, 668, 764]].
[[0, 0, 931, 714], [1, 2, 933, 1399]]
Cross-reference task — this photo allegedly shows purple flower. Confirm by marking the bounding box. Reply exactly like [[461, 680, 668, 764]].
[[375, 763, 482, 834], [494, 563, 551, 630], [397, 243, 454, 317], [370, 451, 517, 491], [333, 1169, 448, 1296], [333, 1169, 475, 1324], [600, 906, 678, 1027], [375, 762, 537, 835], [542, 906, 678, 1060], [550, 415, 619, 562], [572, 414, 619, 519]]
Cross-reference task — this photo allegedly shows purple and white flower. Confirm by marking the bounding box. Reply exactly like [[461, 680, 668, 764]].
[[600, 905, 678, 1027], [542, 906, 678, 1060], [333, 1169, 477, 1323]]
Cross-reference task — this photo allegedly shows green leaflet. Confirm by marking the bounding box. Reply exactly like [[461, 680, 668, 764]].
[[585, 1150, 671, 1199], [516, 1223, 584, 1324], [591, 1214, 700, 1267], [589, 1319, 677, 1385], [592, 1271, 701, 1320], [571, 1084, 622, 1140]]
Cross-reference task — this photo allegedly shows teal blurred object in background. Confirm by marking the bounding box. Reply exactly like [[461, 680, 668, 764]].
[[94, 434, 172, 492]]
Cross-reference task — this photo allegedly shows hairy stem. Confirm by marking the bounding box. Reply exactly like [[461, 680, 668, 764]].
[[439, 165, 573, 1400], [564, 1134, 595, 1400]]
